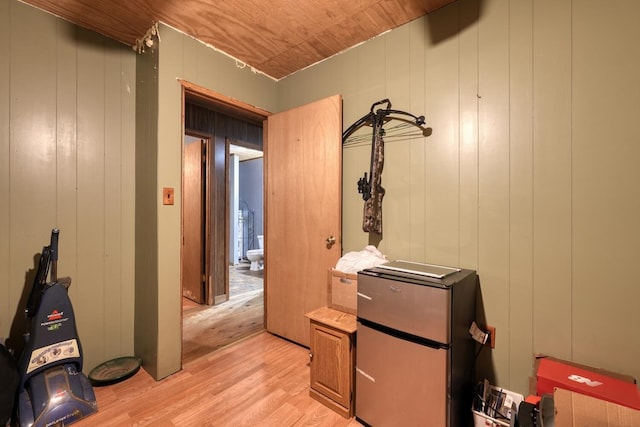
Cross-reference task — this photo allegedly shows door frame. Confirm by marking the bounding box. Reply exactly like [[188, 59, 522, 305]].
[[179, 80, 271, 313], [226, 136, 263, 292]]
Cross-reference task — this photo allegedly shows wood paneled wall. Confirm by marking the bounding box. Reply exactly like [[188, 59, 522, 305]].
[[6, 0, 640, 396], [278, 0, 640, 394], [0, 0, 136, 374], [149, 24, 277, 379], [184, 103, 263, 147]]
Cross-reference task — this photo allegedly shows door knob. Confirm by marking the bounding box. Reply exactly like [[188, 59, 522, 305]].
[[326, 236, 336, 246]]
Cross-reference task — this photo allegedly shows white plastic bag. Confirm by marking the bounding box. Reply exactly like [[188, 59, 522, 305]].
[[335, 245, 388, 273]]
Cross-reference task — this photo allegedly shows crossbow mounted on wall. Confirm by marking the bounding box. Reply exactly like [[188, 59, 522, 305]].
[[342, 99, 430, 234]]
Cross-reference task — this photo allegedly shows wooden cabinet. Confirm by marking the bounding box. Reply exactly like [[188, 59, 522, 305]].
[[305, 307, 357, 418]]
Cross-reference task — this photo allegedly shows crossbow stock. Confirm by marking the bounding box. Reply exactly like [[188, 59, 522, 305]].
[[343, 99, 429, 234]]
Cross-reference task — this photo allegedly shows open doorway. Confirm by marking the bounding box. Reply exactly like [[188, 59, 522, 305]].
[[181, 89, 268, 366], [229, 141, 264, 279]]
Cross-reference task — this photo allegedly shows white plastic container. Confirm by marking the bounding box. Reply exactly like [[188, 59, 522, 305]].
[[472, 409, 510, 427], [472, 385, 524, 427]]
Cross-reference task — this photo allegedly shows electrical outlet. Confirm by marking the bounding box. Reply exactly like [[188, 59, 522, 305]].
[[486, 325, 496, 348]]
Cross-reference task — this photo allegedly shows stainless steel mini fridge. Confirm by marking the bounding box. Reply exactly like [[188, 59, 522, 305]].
[[355, 260, 477, 427]]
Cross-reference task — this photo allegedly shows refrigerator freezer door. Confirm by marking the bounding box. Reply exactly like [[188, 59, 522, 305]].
[[357, 273, 451, 343], [355, 322, 449, 427]]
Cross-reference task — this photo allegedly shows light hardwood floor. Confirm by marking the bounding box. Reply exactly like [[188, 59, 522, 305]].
[[75, 331, 363, 426], [182, 265, 264, 364], [75, 265, 362, 426]]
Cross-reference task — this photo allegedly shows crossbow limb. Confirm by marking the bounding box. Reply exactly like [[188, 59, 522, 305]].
[[342, 99, 429, 144]]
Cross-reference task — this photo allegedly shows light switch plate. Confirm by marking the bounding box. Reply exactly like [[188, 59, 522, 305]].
[[163, 187, 174, 205]]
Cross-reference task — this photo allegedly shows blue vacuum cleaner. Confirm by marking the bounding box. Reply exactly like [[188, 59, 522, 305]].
[[16, 229, 97, 427]]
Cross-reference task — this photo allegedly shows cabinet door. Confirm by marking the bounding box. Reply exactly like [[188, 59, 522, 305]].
[[310, 321, 351, 409]]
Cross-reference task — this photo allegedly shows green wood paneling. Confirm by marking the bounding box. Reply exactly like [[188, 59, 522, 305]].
[[424, 4, 461, 266], [276, 0, 640, 391], [339, 48, 360, 124], [508, 0, 534, 394], [2, 1, 136, 375], [356, 37, 386, 121], [314, 58, 342, 102], [156, 25, 183, 379], [477, 0, 511, 386], [9, 1, 57, 289], [8, 2, 58, 358], [134, 39, 160, 378], [532, 0, 573, 359], [0, 0, 10, 338], [408, 19, 428, 263], [76, 28, 107, 373], [104, 40, 124, 362], [120, 49, 136, 354], [55, 20, 79, 306], [280, 70, 320, 110], [571, 0, 640, 378], [458, 0, 480, 272], [181, 36, 198, 84], [148, 24, 277, 379], [383, 24, 413, 259], [193, 38, 218, 91], [5, 0, 640, 396]]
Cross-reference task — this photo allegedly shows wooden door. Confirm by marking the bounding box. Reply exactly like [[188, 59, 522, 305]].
[[182, 137, 205, 303], [210, 136, 227, 304], [265, 94, 342, 347]]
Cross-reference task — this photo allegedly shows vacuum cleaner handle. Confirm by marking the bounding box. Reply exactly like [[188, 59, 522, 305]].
[[50, 228, 59, 261], [24, 229, 61, 318], [50, 228, 59, 281]]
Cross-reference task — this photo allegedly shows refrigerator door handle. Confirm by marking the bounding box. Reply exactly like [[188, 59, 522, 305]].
[[357, 292, 372, 300], [356, 367, 375, 383]]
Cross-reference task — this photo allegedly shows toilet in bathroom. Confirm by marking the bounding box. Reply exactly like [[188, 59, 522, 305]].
[[246, 235, 264, 271]]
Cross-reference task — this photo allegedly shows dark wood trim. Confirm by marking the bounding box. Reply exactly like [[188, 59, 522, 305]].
[[180, 79, 271, 125], [224, 137, 230, 299]]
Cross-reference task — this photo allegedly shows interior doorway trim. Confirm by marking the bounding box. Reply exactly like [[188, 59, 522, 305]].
[[179, 80, 271, 124], [179, 80, 272, 359]]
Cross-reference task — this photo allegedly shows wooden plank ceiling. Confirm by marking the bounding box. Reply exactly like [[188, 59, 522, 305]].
[[20, 0, 457, 80]]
